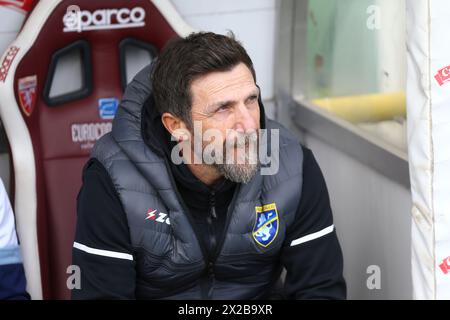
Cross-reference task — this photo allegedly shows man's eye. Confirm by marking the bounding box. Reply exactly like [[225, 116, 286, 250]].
[[216, 105, 230, 112], [248, 96, 258, 103]]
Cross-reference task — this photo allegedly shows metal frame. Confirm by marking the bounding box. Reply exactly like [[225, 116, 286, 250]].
[[275, 0, 410, 188]]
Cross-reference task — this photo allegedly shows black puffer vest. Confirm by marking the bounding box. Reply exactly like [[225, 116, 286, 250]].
[[91, 66, 304, 299]]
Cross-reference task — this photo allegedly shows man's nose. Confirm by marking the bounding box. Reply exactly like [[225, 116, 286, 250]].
[[234, 103, 258, 132]]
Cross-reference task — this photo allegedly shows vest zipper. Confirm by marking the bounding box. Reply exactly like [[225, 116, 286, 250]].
[[162, 156, 242, 299], [203, 190, 218, 299], [162, 157, 217, 300], [211, 184, 240, 261], [162, 158, 210, 262], [208, 190, 218, 253]]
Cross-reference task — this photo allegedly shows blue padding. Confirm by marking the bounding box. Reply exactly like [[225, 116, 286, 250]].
[[0, 245, 22, 266]]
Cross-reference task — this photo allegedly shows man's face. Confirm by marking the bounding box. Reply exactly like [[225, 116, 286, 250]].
[[188, 62, 261, 183]]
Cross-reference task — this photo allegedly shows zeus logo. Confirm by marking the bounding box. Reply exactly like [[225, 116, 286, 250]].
[[145, 208, 171, 225]]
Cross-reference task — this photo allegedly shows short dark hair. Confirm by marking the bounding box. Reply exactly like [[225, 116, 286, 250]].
[[151, 32, 256, 127]]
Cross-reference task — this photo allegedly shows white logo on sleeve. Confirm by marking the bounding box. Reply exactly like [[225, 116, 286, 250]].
[[145, 208, 170, 225]]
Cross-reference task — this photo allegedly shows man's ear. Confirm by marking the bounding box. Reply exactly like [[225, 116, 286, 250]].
[[161, 112, 189, 142]]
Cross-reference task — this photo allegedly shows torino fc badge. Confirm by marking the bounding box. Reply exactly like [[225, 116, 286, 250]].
[[18, 75, 37, 116], [252, 203, 279, 247]]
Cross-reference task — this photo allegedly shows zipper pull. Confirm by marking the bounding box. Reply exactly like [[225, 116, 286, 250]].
[[211, 206, 217, 219], [210, 191, 217, 219]]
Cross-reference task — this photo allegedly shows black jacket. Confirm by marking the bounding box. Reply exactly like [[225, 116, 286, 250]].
[[72, 70, 346, 300]]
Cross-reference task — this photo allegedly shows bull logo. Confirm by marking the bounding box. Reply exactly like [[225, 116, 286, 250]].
[[252, 203, 279, 247]]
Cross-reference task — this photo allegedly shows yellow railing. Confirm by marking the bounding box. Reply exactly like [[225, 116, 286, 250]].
[[312, 92, 406, 123]]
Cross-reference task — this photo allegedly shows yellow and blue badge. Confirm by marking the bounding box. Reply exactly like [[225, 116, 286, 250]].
[[252, 203, 279, 247]]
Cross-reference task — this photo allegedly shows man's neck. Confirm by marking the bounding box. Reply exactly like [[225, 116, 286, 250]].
[[180, 146, 224, 187], [186, 162, 223, 187]]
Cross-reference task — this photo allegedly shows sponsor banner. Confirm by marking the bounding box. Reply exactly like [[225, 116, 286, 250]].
[[0, 46, 19, 82], [63, 6, 146, 33], [0, 0, 35, 12], [434, 65, 450, 86], [440, 256, 450, 275], [98, 97, 118, 120], [71, 122, 112, 150]]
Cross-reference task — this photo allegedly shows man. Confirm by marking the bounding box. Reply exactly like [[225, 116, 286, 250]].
[[72, 32, 346, 299], [0, 178, 29, 299]]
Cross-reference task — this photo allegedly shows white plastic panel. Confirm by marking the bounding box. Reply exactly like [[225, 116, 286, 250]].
[[171, 0, 275, 17], [306, 134, 412, 299], [407, 0, 450, 299], [172, 0, 276, 101]]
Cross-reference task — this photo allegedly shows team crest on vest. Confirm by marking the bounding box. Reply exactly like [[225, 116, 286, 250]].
[[252, 203, 279, 247]]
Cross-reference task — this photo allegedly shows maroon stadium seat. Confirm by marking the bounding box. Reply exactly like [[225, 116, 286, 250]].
[[0, 0, 193, 299]]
